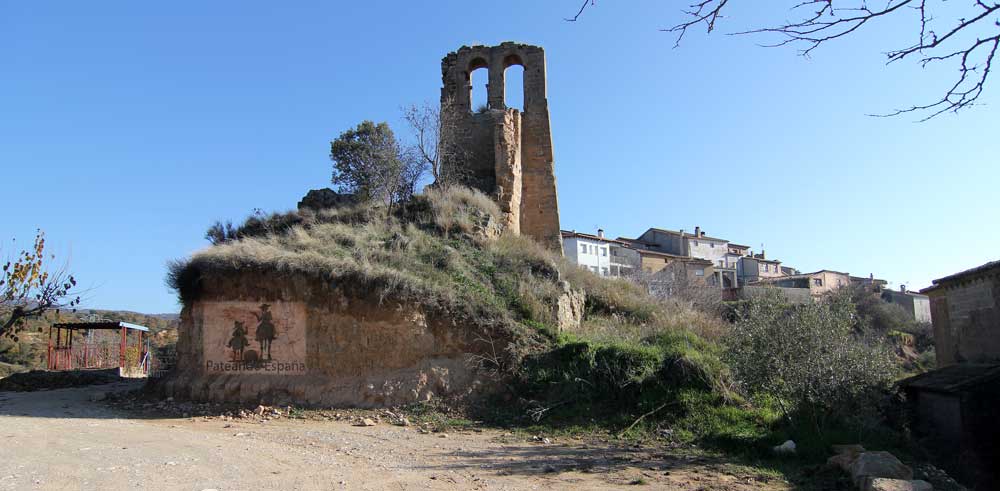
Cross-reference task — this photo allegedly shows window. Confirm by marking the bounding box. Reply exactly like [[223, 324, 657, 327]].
[[695, 269, 704, 276], [692, 240, 698, 247], [469, 60, 489, 111], [580, 244, 586, 254], [601, 247, 607, 257], [591, 266, 599, 273], [601, 267, 609, 276], [718, 260, 724, 267], [813, 278, 824, 287], [763, 264, 769, 272], [504, 63, 524, 111], [710, 243, 715, 248]]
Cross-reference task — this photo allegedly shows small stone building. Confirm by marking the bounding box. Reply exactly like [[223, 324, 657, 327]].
[[920, 259, 1000, 366], [901, 260, 1000, 487]]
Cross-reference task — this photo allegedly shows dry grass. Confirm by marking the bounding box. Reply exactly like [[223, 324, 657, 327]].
[[169, 186, 760, 445]]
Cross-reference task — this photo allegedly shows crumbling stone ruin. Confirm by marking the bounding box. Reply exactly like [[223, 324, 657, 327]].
[[439, 43, 562, 251]]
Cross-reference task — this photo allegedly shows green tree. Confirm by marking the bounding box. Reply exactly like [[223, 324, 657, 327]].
[[1, 230, 79, 340], [725, 289, 895, 436], [330, 120, 427, 213]]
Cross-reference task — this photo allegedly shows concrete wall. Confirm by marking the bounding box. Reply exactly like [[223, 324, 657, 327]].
[[636, 229, 684, 256], [927, 273, 1000, 366], [883, 290, 932, 323], [440, 43, 561, 251]]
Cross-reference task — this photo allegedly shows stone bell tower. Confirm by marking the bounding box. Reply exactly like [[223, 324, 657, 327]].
[[439, 42, 562, 252]]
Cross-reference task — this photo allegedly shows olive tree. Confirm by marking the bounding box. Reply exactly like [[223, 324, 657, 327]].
[[725, 289, 895, 436]]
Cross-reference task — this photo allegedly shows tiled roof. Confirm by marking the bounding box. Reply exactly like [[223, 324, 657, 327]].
[[561, 230, 629, 245], [930, 259, 1000, 286], [646, 227, 729, 243]]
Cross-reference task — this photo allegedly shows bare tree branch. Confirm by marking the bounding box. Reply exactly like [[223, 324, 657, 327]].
[[568, 0, 1000, 119], [565, 0, 595, 22]]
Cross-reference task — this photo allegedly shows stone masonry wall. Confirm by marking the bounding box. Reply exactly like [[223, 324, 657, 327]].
[[161, 272, 493, 407], [439, 42, 561, 251], [928, 273, 1000, 365]]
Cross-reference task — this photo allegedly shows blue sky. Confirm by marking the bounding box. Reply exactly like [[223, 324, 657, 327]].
[[3, 1, 997, 313]]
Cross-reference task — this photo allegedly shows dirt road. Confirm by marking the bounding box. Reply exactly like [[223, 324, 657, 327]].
[[0, 383, 788, 490]]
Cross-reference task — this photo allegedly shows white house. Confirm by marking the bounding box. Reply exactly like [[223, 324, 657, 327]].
[[561, 230, 637, 277]]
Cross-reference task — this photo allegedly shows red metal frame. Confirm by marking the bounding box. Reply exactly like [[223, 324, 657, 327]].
[[46, 321, 150, 374]]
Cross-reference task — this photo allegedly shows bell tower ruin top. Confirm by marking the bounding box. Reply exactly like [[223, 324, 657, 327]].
[[439, 42, 562, 251]]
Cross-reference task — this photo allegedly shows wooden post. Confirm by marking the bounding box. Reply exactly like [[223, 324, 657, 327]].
[[47, 326, 53, 370], [119, 327, 126, 369], [55, 327, 63, 370]]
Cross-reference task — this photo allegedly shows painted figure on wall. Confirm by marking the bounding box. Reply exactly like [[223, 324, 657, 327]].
[[253, 303, 277, 361], [227, 321, 249, 361]]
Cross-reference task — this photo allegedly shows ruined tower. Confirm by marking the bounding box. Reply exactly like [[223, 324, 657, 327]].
[[439, 42, 562, 251]]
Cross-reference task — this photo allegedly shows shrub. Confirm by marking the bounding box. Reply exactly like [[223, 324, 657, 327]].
[[725, 289, 896, 438]]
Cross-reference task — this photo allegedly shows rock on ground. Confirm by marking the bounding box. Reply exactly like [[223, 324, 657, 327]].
[[864, 477, 934, 491], [850, 452, 914, 488]]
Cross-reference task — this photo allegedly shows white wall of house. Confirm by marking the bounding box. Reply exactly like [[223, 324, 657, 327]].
[[685, 237, 729, 267], [562, 236, 613, 277]]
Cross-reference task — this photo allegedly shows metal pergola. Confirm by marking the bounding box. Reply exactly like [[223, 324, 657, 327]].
[[47, 321, 150, 373]]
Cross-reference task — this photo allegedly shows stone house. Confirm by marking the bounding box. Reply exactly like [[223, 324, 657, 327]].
[[632, 227, 738, 288], [920, 260, 1000, 366], [759, 269, 851, 297], [628, 247, 713, 279], [881, 286, 932, 323], [561, 229, 638, 277], [738, 251, 783, 285]]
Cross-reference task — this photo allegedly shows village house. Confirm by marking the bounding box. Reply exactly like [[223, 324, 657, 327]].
[[737, 250, 783, 285], [561, 229, 638, 278], [881, 285, 932, 323], [631, 227, 739, 288], [758, 269, 852, 297]]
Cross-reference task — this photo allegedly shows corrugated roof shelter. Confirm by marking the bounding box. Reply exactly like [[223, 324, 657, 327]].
[[47, 321, 151, 375]]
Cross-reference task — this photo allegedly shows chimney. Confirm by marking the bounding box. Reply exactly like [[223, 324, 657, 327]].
[[760, 249, 765, 260], [900, 284, 906, 293], [694, 226, 700, 237], [597, 229, 605, 239]]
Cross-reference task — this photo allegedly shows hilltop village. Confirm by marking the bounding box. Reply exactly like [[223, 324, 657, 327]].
[[561, 226, 931, 320]]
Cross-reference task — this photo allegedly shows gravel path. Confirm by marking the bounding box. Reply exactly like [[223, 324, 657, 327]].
[[0, 383, 789, 490]]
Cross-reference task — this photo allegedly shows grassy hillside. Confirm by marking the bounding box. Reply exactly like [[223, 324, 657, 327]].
[[168, 187, 762, 444]]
